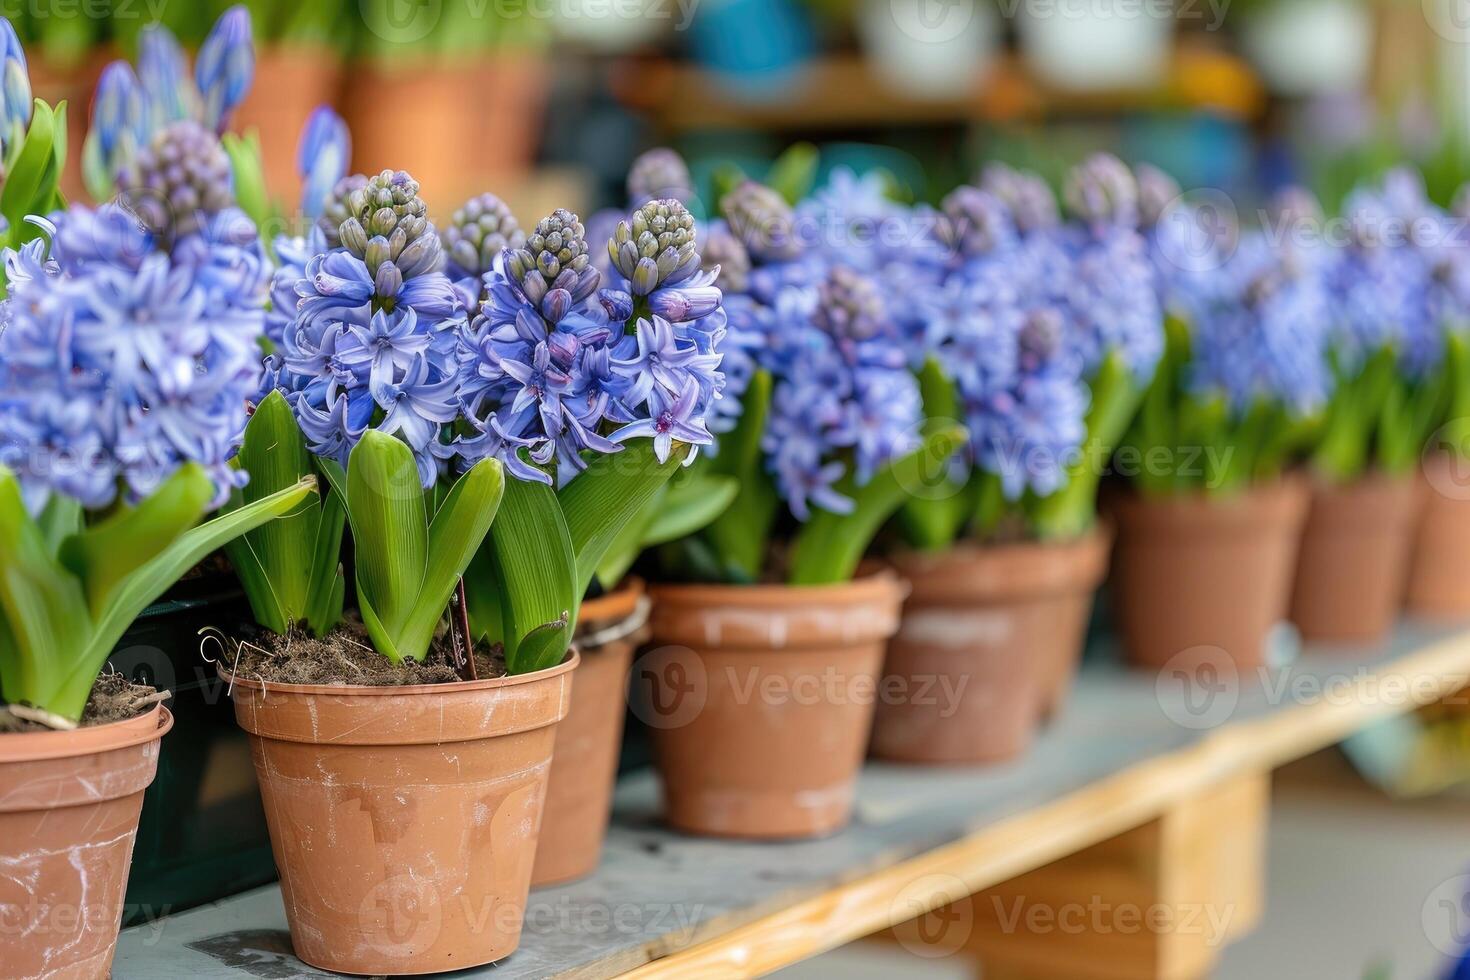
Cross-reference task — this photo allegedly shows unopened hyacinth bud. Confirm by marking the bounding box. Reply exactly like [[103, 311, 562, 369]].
[[1135, 163, 1181, 228], [117, 120, 234, 241], [610, 198, 699, 296], [815, 266, 885, 342], [700, 220, 750, 294], [338, 169, 442, 280], [137, 23, 194, 132], [297, 106, 350, 222], [506, 208, 599, 308], [84, 62, 146, 195], [939, 185, 1013, 258], [444, 192, 525, 278], [627, 147, 694, 206], [1064, 153, 1140, 228], [979, 163, 1058, 234], [195, 5, 254, 134], [0, 17, 31, 147], [721, 180, 800, 262]]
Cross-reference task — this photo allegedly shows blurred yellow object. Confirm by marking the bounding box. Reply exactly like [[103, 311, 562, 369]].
[[1171, 44, 1265, 119]]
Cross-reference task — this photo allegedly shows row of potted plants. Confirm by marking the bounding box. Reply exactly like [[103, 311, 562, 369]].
[[18, 2, 546, 206], [5, 12, 1470, 976]]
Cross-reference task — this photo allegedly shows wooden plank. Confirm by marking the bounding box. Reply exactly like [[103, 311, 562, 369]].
[[966, 773, 1268, 980], [616, 631, 1470, 978], [114, 626, 1470, 980]]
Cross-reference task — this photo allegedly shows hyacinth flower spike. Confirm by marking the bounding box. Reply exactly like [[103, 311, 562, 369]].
[[0, 192, 314, 727], [80, 8, 259, 207], [1310, 170, 1462, 483]]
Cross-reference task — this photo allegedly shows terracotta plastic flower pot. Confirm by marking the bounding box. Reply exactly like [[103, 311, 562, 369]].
[[1405, 452, 1470, 619], [872, 529, 1110, 765], [642, 569, 905, 840], [1109, 478, 1309, 674], [232, 46, 344, 210], [225, 656, 576, 975], [1290, 471, 1418, 645], [1, 705, 173, 979], [344, 54, 547, 211], [531, 579, 646, 888]]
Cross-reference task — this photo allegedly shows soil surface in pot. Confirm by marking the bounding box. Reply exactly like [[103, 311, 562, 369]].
[[231, 622, 506, 685], [0, 672, 167, 732]]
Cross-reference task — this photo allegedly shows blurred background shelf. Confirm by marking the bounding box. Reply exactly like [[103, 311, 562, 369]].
[[114, 622, 1470, 980], [611, 43, 1265, 134]]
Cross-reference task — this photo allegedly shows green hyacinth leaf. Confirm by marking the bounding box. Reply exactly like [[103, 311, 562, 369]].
[[345, 431, 429, 646], [788, 422, 967, 586]]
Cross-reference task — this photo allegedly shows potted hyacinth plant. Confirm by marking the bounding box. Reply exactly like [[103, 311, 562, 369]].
[[630, 168, 963, 840], [432, 148, 733, 886], [222, 168, 721, 973], [873, 156, 1162, 765], [0, 68, 315, 979], [1291, 169, 1468, 643], [1405, 180, 1470, 618], [1109, 182, 1333, 674]]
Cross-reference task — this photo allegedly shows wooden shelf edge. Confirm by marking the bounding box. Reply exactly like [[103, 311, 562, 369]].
[[616, 630, 1470, 978]]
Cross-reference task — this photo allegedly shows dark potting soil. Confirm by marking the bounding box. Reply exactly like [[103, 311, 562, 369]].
[[0, 671, 170, 732], [228, 621, 507, 686]]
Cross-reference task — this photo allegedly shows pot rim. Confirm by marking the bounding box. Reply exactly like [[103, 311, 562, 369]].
[[889, 524, 1112, 603], [648, 564, 906, 608], [1107, 472, 1309, 524], [0, 703, 173, 763], [222, 649, 580, 698], [892, 521, 1113, 566], [579, 575, 646, 632]]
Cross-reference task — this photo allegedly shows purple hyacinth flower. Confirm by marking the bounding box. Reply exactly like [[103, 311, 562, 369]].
[[373, 353, 460, 455], [612, 315, 721, 407], [502, 341, 573, 439], [611, 376, 712, 463]]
